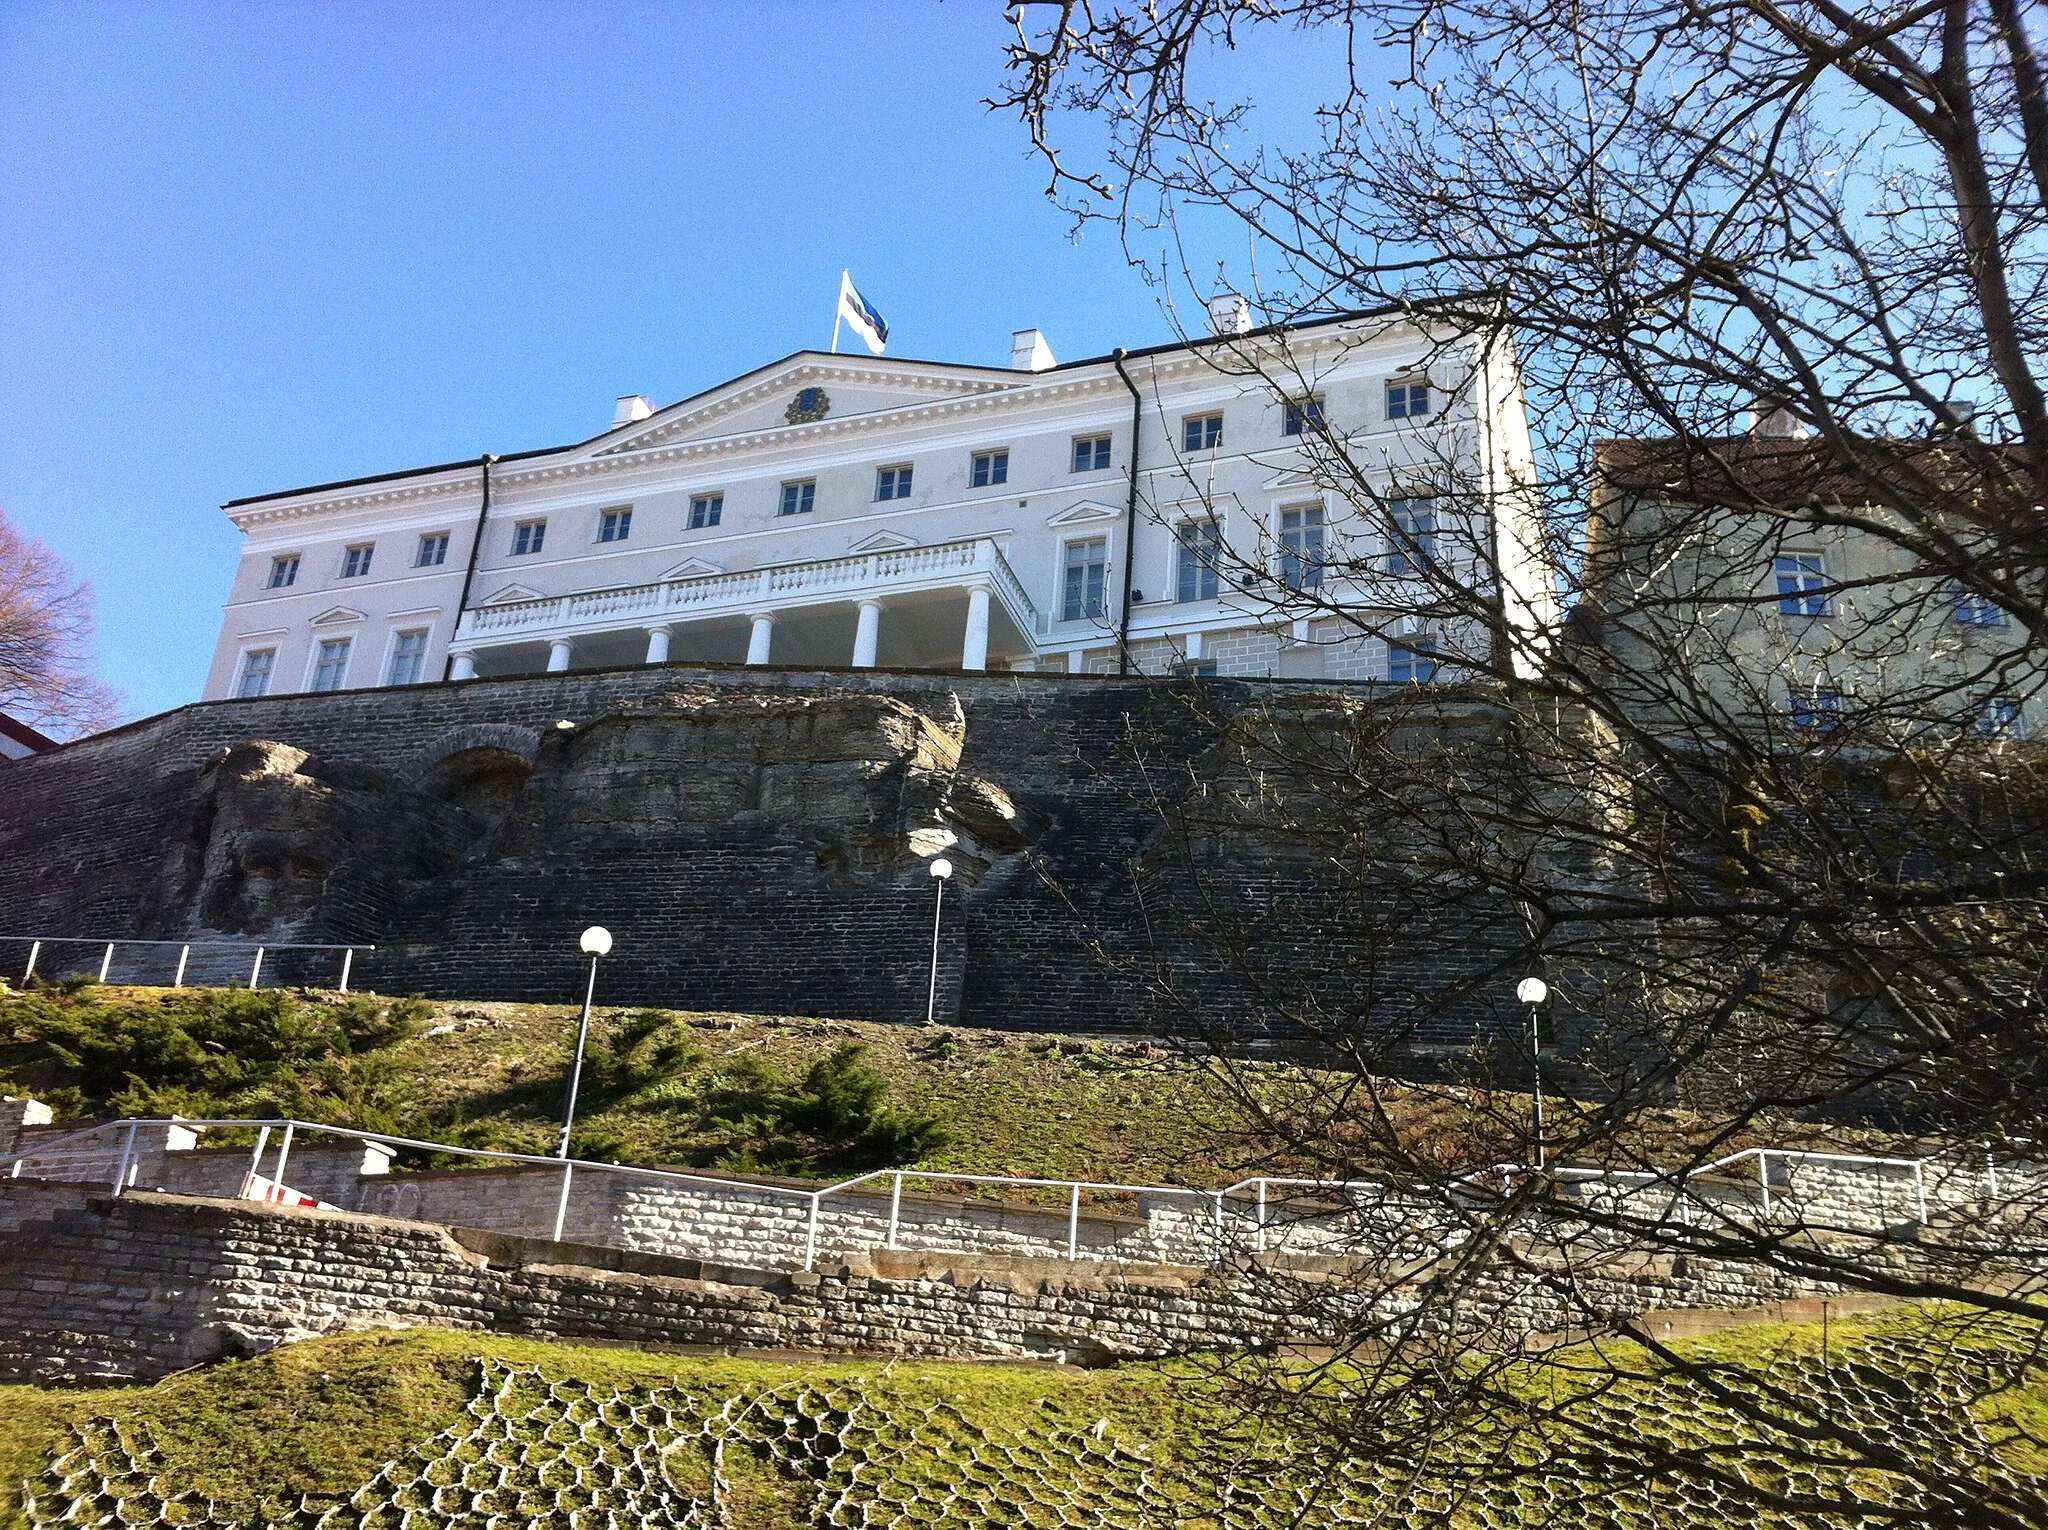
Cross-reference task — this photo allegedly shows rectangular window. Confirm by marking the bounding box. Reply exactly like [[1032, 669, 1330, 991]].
[[1775, 553, 1829, 617], [1182, 413, 1223, 452], [512, 520, 547, 556], [266, 555, 299, 589], [1788, 684, 1843, 732], [415, 533, 449, 568], [1975, 699, 2027, 739], [1386, 379, 1434, 420], [598, 507, 632, 543], [1280, 504, 1327, 590], [689, 493, 724, 529], [779, 480, 816, 516], [1071, 435, 1112, 473], [235, 649, 276, 698], [1388, 638, 1440, 684], [971, 450, 1009, 488], [1952, 583, 2007, 626], [875, 465, 914, 501], [1062, 537, 1108, 622], [1282, 396, 1326, 436], [310, 637, 352, 693], [1386, 497, 1438, 576], [1174, 659, 1219, 679], [387, 630, 429, 686], [341, 544, 374, 579], [1175, 521, 1222, 603]]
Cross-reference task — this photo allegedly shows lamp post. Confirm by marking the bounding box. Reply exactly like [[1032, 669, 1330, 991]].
[[925, 858, 953, 1026], [551, 924, 612, 1241], [1516, 975, 1549, 1170]]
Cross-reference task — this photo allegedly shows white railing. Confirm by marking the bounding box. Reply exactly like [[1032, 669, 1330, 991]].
[[457, 536, 1043, 643], [5, 1115, 2032, 1274], [1, 936, 374, 991]]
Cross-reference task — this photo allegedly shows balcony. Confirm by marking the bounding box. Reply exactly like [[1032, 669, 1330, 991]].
[[451, 536, 1043, 676]]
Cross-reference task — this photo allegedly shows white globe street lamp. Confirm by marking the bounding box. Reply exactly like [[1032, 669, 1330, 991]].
[[1518, 975, 1549, 1170], [925, 859, 954, 1026], [552, 924, 613, 1240]]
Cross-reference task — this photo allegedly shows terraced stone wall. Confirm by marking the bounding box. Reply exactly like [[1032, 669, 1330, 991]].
[[0, 1183, 1864, 1387]]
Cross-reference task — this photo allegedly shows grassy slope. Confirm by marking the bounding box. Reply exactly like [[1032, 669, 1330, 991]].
[[3, 1315, 2043, 1529], [0, 985, 1912, 1188], [395, 999, 1240, 1183]]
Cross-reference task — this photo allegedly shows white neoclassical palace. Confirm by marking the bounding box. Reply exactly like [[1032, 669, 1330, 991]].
[[203, 296, 1551, 699]]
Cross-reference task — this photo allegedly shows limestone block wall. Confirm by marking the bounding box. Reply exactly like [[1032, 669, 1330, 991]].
[[0, 664, 1529, 1049], [0, 1187, 1305, 1386], [0, 1182, 1903, 1388]]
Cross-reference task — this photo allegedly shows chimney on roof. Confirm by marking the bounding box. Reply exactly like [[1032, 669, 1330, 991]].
[[612, 394, 654, 429], [1747, 398, 1810, 439], [1010, 329, 1056, 371], [1208, 291, 1253, 336], [1932, 399, 1978, 436]]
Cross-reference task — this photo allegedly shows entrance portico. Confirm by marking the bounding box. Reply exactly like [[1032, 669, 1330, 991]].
[[449, 536, 1041, 679]]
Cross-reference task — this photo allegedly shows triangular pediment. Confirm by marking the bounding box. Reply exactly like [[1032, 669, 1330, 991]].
[[1261, 468, 1325, 493], [848, 529, 917, 552], [662, 557, 725, 579], [581, 352, 1028, 458], [480, 583, 544, 605], [1046, 500, 1122, 527], [309, 606, 366, 626]]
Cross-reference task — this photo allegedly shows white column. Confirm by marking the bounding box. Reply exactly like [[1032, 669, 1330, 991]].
[[644, 625, 672, 665], [746, 612, 776, 665], [961, 586, 992, 672], [547, 639, 575, 673], [852, 600, 883, 668], [449, 650, 478, 681]]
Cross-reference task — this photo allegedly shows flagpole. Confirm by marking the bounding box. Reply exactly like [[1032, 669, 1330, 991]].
[[830, 270, 846, 353]]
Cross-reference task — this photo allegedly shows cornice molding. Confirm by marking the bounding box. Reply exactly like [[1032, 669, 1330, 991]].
[[221, 327, 1377, 534]]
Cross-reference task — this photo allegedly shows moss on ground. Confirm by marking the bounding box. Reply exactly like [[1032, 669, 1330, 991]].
[[4, 1311, 2045, 1529]]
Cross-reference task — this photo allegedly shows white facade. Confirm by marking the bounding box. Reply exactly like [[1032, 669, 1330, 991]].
[[204, 305, 1550, 698]]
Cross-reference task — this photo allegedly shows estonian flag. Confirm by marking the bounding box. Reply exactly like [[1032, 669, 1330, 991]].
[[836, 271, 890, 355]]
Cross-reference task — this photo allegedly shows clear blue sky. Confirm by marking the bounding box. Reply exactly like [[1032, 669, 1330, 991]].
[[1, 2, 1281, 721]]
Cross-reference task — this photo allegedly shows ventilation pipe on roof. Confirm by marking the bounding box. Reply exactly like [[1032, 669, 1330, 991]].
[[1207, 291, 1253, 336], [612, 395, 655, 429], [1011, 329, 1057, 371]]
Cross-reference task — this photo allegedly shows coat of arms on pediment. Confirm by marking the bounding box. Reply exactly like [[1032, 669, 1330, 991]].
[[785, 386, 831, 424]]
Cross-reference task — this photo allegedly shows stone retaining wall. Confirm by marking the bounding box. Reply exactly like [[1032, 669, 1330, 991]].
[[0, 1180, 1889, 1387]]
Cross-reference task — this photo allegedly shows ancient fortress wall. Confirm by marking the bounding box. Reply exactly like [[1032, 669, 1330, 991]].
[[0, 664, 1522, 1044]]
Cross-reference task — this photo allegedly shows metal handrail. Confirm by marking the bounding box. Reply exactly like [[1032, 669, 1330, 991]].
[[2, 936, 374, 992], [5, 1115, 2031, 1271]]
